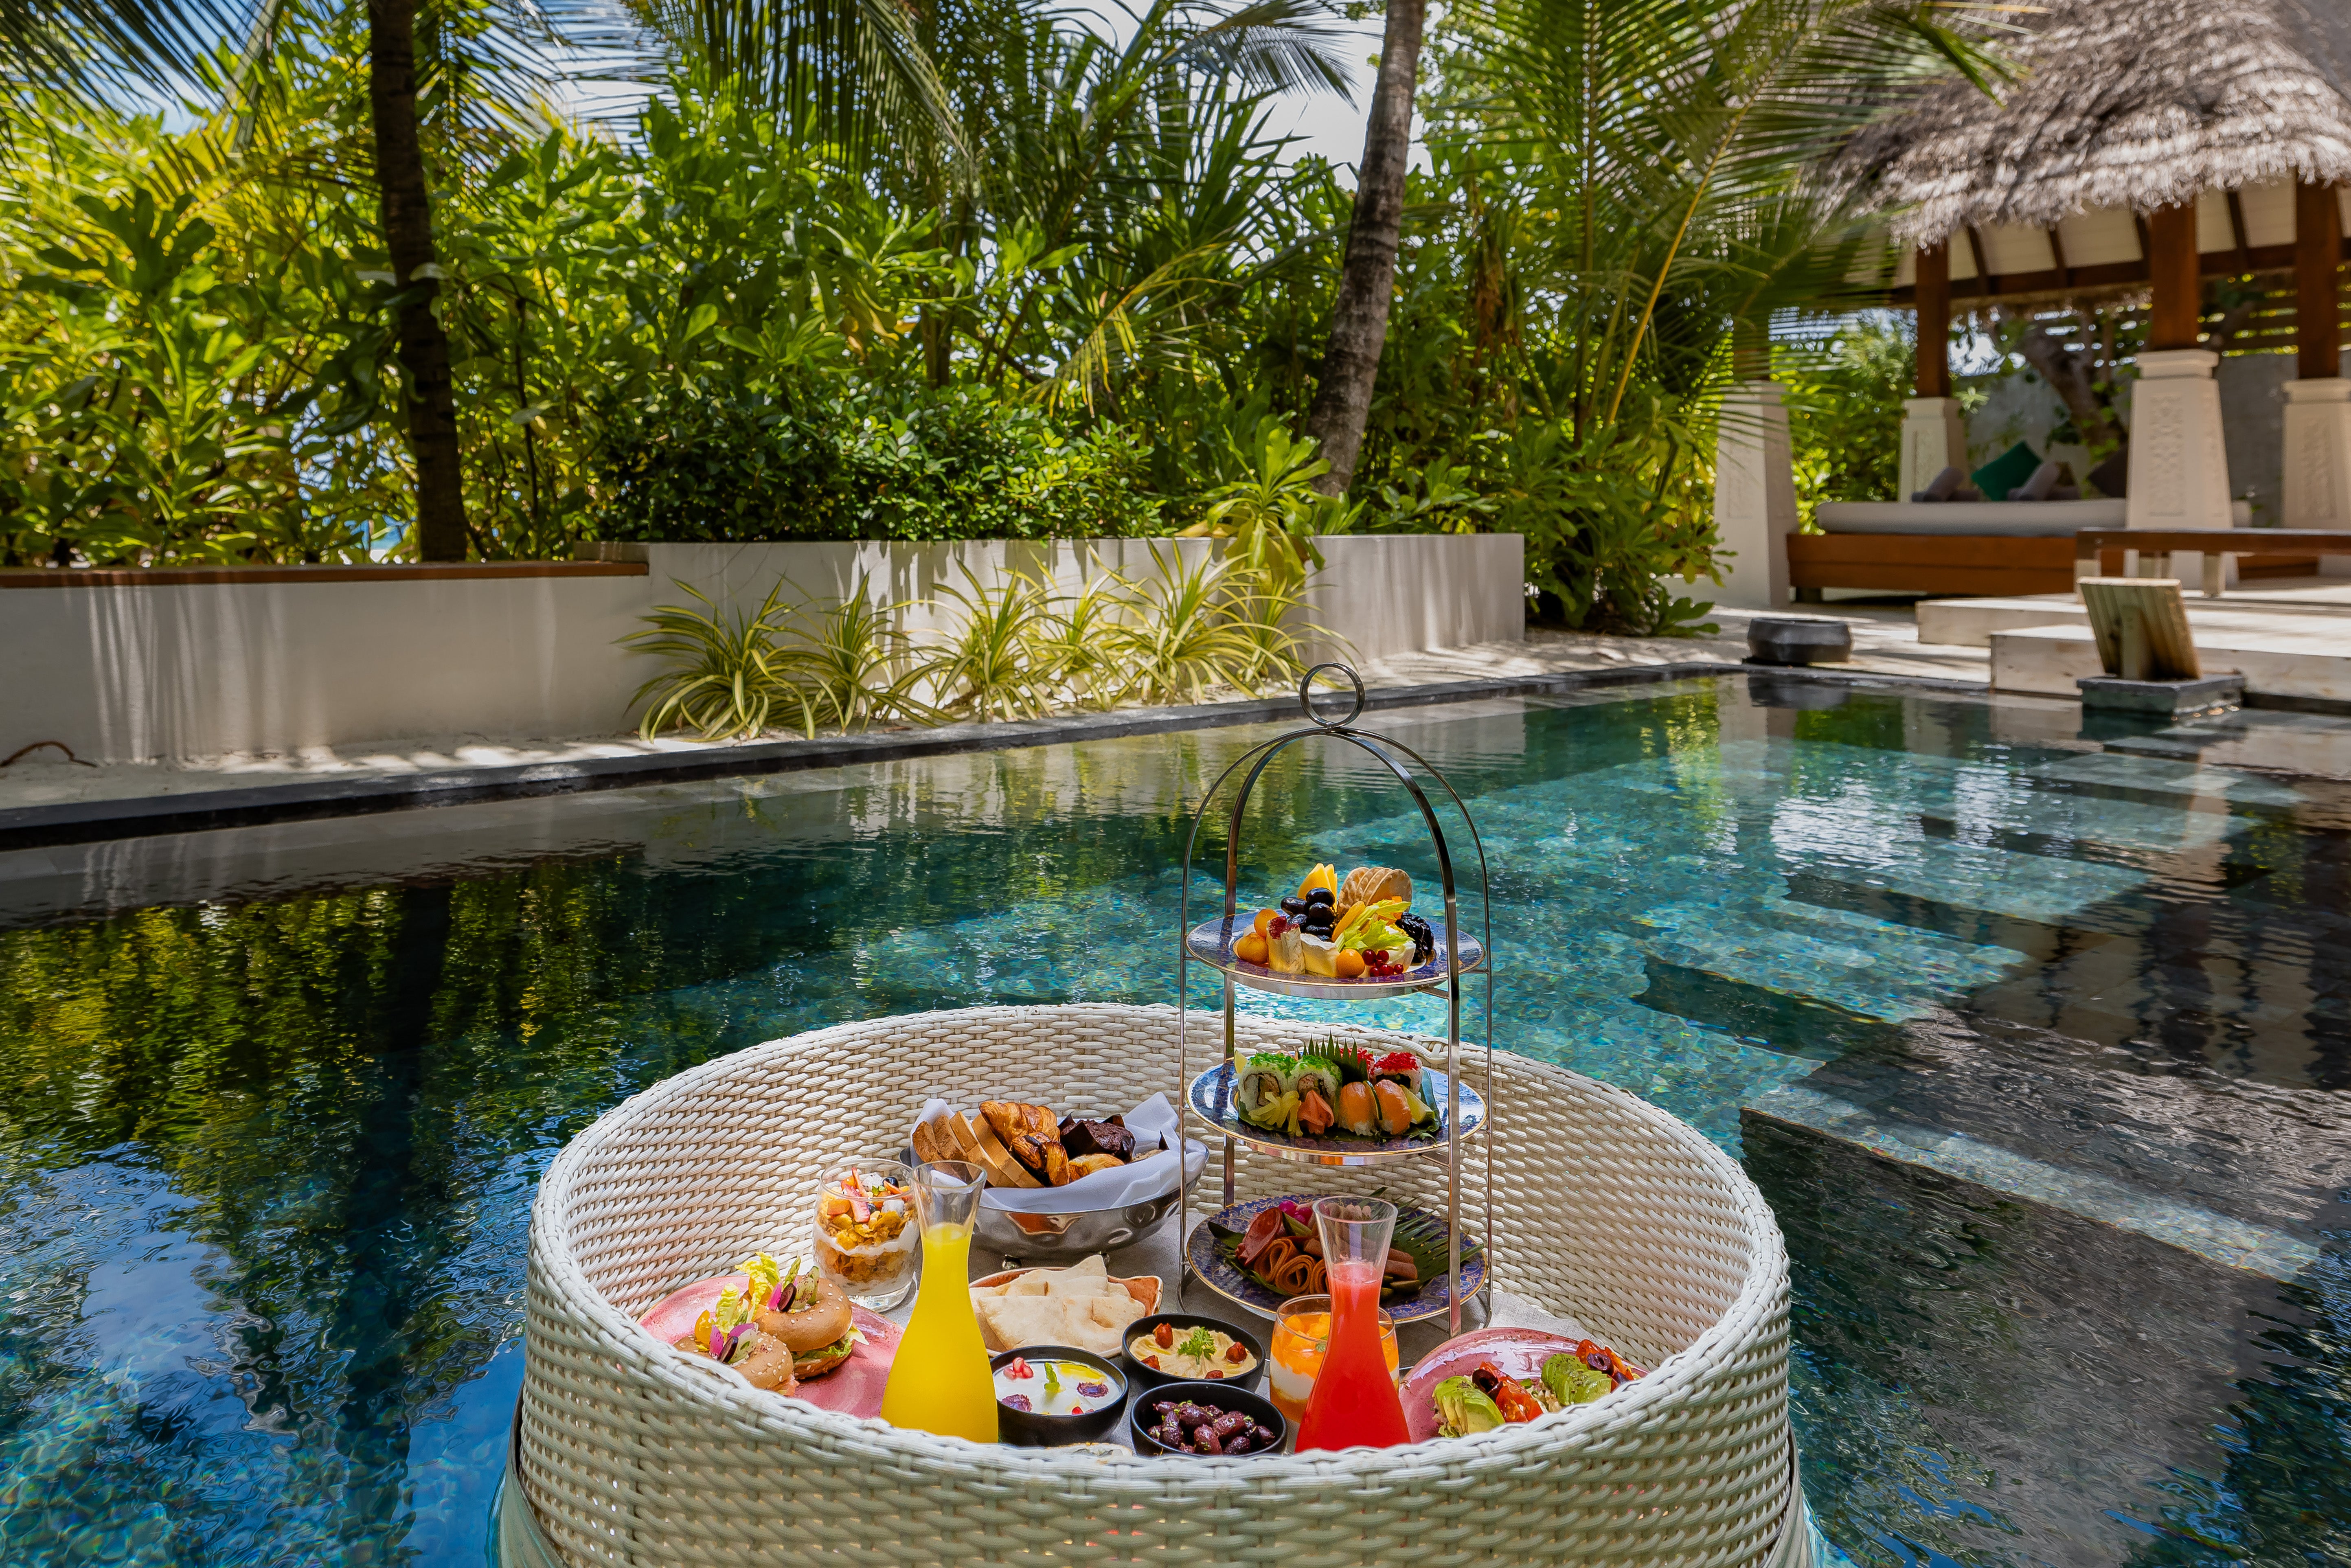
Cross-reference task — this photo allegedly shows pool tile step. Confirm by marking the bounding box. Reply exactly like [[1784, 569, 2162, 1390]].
[[1745, 1081, 2322, 1281]]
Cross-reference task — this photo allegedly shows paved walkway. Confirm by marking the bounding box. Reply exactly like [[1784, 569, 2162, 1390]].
[[0, 605, 1989, 818]]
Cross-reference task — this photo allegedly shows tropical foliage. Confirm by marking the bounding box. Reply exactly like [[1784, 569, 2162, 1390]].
[[0, 0, 2001, 632]]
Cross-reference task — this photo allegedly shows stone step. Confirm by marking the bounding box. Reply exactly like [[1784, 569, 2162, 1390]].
[[1990, 621, 2351, 703], [1745, 1081, 2321, 1281], [1919, 584, 2351, 648], [1632, 897, 2022, 1024]]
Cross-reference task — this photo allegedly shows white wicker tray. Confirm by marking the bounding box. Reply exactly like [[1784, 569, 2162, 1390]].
[[513, 1003, 1801, 1567]]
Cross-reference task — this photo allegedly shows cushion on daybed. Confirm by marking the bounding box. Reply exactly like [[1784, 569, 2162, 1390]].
[[1815, 500, 2126, 536], [1970, 441, 2043, 502]]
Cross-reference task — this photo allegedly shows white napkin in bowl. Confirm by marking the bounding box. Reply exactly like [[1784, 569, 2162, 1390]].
[[906, 1092, 1206, 1214]]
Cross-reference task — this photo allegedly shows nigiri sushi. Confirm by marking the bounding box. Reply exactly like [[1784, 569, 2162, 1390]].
[[1336, 1081, 1378, 1136], [1375, 1079, 1436, 1136]]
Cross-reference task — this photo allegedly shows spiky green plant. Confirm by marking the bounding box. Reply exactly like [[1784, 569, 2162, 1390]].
[[1029, 559, 1134, 710], [794, 573, 933, 731], [918, 563, 1060, 723], [1101, 542, 1268, 707], [623, 579, 815, 741]]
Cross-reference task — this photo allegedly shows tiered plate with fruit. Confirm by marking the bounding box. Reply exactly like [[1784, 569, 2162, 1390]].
[[1184, 863, 1485, 1002]]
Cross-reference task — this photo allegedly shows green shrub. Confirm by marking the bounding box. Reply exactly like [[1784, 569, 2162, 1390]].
[[588, 381, 1161, 546]]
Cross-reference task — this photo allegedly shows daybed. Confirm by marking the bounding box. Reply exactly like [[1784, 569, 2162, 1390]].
[[1798, 500, 2296, 597]]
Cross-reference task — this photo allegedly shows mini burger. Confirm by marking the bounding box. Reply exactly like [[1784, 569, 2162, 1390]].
[[758, 1258, 857, 1380], [675, 1254, 859, 1392]]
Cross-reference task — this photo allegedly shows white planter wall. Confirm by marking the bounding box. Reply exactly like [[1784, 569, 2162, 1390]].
[[2, 535, 1523, 765]]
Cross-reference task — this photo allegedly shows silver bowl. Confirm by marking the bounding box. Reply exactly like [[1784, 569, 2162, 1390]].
[[971, 1179, 1194, 1265]]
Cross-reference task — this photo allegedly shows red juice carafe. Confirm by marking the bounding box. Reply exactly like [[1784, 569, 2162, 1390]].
[[1293, 1197, 1411, 1450]]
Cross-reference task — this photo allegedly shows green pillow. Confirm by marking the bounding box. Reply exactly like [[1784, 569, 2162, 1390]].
[[1970, 441, 2042, 502]]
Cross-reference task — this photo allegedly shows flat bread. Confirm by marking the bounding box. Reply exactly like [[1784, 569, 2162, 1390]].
[[971, 1280, 1148, 1355]]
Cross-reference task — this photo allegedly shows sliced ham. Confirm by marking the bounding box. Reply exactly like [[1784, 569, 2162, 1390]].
[[1238, 1208, 1287, 1266]]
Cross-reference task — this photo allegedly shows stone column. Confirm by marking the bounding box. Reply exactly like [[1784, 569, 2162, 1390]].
[[1899, 397, 1971, 497], [1899, 239, 1966, 497], [1713, 382, 1796, 609], [2283, 381, 2351, 570], [2286, 178, 2350, 570], [2125, 349, 2234, 530]]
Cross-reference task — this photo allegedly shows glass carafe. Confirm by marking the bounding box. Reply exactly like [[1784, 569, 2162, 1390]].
[[878, 1160, 999, 1441], [1292, 1197, 1411, 1450]]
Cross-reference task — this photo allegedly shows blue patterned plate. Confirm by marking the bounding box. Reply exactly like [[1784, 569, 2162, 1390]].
[[1184, 1196, 1486, 1325], [1187, 914, 1485, 1001], [1188, 1059, 1484, 1166]]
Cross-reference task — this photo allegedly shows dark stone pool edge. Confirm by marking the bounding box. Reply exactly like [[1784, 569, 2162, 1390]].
[[0, 662, 1996, 851]]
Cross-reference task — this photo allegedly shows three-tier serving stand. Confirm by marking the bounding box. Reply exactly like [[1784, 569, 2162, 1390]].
[[1175, 663, 1495, 1334]]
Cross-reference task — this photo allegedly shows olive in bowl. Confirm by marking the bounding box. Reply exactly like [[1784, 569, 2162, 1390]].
[[1121, 1312, 1268, 1395], [990, 1346, 1128, 1446], [1129, 1380, 1287, 1457]]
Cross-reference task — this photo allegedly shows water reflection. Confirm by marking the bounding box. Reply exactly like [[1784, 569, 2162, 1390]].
[[0, 682, 2345, 1566]]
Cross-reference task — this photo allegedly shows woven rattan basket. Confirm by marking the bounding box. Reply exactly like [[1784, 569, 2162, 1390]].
[[516, 1003, 1800, 1566]]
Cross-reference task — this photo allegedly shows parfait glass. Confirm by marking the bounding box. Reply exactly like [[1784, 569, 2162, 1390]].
[[879, 1160, 998, 1442], [812, 1160, 919, 1311], [1268, 1292, 1397, 1425], [1293, 1197, 1412, 1450]]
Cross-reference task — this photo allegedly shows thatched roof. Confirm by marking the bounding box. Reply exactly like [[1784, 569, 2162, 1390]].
[[1840, 0, 2351, 245]]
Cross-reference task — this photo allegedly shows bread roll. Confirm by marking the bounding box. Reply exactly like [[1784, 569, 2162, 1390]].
[[1339, 866, 1412, 909]]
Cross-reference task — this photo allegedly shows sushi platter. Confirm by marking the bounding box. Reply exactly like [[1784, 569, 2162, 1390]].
[[1174, 664, 1495, 1335], [1186, 1055, 1485, 1165]]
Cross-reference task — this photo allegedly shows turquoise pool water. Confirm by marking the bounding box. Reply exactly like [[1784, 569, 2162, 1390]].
[[0, 677, 2344, 1565]]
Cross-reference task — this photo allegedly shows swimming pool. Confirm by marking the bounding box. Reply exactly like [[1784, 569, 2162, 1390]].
[[1, 675, 2344, 1566]]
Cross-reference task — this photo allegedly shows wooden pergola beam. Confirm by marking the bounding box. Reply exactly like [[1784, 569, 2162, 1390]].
[[2297, 178, 2342, 379], [1915, 239, 1951, 397], [2146, 202, 2203, 349]]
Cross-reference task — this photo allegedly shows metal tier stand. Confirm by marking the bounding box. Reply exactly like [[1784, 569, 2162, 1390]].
[[1175, 663, 1496, 1335]]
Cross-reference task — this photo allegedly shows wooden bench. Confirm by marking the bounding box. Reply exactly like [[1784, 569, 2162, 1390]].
[[2072, 529, 2351, 599]]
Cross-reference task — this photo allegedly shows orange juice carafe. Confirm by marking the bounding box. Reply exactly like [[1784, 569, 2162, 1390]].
[[1293, 1198, 1412, 1450], [879, 1160, 999, 1442]]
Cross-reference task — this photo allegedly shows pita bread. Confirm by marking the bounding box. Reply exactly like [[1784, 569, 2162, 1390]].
[[972, 1279, 1147, 1355]]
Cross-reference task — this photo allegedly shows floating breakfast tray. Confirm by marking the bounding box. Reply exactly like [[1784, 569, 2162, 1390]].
[[1184, 913, 1485, 1000], [1186, 1060, 1485, 1166]]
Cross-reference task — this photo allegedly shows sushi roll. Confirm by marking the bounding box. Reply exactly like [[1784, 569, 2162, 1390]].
[[1292, 1053, 1342, 1107], [1371, 1051, 1424, 1097], [1336, 1081, 1378, 1136], [1238, 1052, 1300, 1117]]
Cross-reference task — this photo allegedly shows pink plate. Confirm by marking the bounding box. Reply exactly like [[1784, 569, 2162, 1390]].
[[638, 1274, 903, 1420], [1399, 1328, 1590, 1442]]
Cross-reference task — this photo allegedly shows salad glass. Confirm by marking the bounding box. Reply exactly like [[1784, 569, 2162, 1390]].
[[811, 1160, 919, 1310]]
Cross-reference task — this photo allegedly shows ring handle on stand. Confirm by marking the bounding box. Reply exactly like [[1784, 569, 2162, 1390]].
[[1298, 663, 1366, 729]]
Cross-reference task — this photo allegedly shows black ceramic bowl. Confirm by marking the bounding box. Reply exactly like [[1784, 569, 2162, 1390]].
[[1119, 1311, 1269, 1396], [1128, 1379, 1287, 1458], [989, 1345, 1129, 1447]]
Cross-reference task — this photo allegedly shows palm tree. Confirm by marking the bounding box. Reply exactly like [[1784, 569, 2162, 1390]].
[[366, 0, 468, 559], [1300, 0, 1423, 498]]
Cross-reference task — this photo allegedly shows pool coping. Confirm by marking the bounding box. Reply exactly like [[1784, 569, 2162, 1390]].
[[0, 662, 1995, 851]]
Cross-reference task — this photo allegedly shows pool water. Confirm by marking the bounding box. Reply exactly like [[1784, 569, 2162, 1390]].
[[1, 677, 2346, 1566]]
